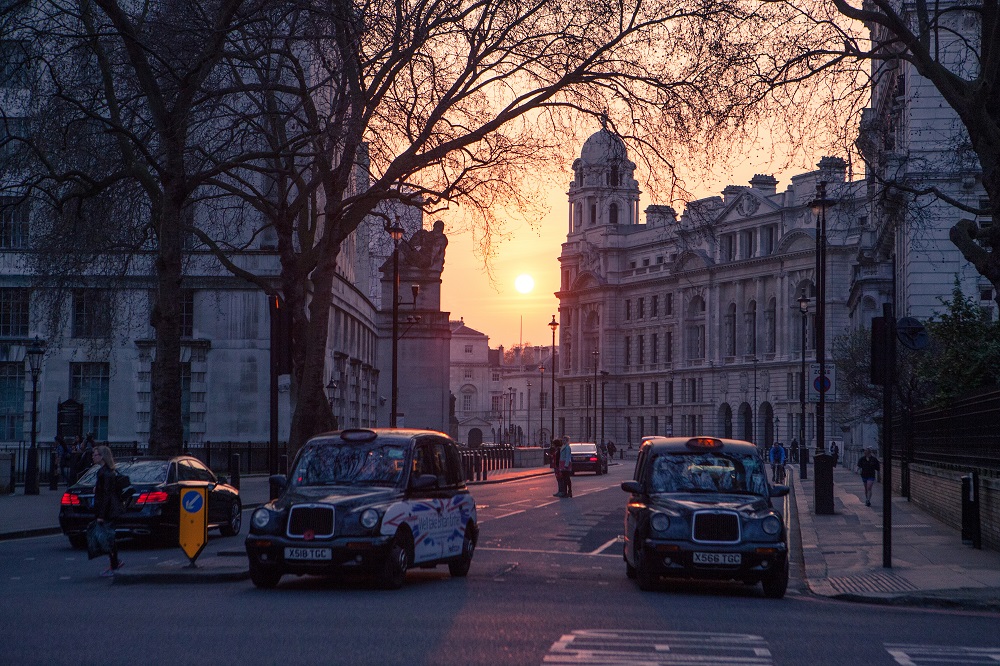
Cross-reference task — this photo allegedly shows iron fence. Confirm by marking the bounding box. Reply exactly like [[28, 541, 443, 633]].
[[893, 389, 1000, 473]]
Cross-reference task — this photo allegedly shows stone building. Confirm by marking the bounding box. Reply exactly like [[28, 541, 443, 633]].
[[554, 128, 866, 451]]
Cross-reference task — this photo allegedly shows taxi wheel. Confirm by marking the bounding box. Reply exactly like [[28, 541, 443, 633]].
[[625, 561, 637, 579], [635, 546, 657, 591], [761, 561, 789, 599], [249, 563, 281, 589], [379, 536, 410, 589], [220, 500, 242, 536], [448, 528, 476, 577]]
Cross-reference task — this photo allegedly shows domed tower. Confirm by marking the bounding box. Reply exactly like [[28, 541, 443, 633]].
[[568, 125, 640, 233]]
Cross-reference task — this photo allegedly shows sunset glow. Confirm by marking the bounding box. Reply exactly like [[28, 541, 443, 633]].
[[514, 274, 535, 294]]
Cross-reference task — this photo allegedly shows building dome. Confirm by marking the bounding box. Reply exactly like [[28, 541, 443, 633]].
[[579, 128, 628, 165]]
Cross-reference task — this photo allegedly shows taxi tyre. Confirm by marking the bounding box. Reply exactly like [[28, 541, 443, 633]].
[[249, 562, 282, 589], [220, 499, 242, 536], [634, 544, 658, 591], [448, 522, 477, 577], [379, 532, 412, 590], [761, 559, 789, 599]]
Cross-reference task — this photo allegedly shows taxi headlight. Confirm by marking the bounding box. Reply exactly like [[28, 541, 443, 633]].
[[761, 515, 782, 535], [251, 508, 272, 530], [360, 508, 380, 529], [650, 513, 670, 533]]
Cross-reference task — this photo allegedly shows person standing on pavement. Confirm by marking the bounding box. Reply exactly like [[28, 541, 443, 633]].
[[857, 447, 881, 507], [550, 439, 564, 496], [55, 436, 73, 486], [557, 437, 573, 498], [92, 445, 124, 576], [830, 441, 840, 467]]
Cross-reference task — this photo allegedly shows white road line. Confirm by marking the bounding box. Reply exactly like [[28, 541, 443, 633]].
[[484, 509, 526, 522], [885, 644, 1000, 665], [477, 546, 620, 558], [544, 629, 773, 665], [589, 538, 619, 555]]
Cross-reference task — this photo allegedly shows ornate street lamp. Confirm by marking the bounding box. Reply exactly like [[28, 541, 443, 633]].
[[810, 181, 835, 513], [538, 365, 545, 446], [507, 387, 515, 445], [326, 377, 339, 430], [548, 315, 558, 440], [385, 220, 405, 427], [23, 337, 44, 495], [798, 290, 809, 480]]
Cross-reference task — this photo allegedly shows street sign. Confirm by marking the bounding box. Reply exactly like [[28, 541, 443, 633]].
[[808, 363, 837, 402], [179, 485, 207, 565]]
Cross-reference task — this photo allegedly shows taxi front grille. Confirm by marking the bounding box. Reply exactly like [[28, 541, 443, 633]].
[[692, 511, 740, 543], [287, 505, 335, 538]]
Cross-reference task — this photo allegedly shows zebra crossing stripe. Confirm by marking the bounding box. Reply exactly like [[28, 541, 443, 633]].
[[544, 629, 772, 665], [885, 643, 1000, 665]]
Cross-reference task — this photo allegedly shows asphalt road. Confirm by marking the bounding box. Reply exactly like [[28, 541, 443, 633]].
[[3, 464, 999, 665]]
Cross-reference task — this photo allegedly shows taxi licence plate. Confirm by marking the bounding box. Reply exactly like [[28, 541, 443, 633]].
[[285, 547, 332, 561], [693, 552, 741, 565]]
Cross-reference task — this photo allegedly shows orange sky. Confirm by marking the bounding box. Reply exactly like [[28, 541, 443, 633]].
[[438, 142, 814, 351]]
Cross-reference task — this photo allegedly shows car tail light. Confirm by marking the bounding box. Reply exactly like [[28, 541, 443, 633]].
[[61, 493, 80, 505], [136, 491, 169, 505], [589, 456, 597, 462]]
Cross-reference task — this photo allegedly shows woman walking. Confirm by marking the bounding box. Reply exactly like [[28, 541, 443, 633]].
[[92, 445, 124, 576], [857, 447, 881, 507]]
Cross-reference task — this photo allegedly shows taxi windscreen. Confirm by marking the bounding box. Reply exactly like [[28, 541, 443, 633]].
[[648, 451, 768, 496], [292, 440, 407, 487]]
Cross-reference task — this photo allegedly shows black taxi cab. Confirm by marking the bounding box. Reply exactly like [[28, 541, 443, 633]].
[[621, 436, 789, 598], [245, 428, 478, 589]]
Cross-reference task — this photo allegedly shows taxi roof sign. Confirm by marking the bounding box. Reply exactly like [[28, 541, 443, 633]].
[[686, 437, 723, 450]]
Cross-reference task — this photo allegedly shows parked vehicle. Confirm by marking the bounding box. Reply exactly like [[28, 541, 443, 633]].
[[245, 428, 478, 589], [569, 442, 608, 475], [59, 456, 242, 549], [621, 436, 789, 598]]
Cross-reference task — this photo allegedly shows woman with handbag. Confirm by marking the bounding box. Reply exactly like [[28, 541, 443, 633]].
[[92, 445, 124, 576]]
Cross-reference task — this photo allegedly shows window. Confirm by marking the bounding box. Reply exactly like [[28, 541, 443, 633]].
[[559, 386, 566, 407], [540, 391, 547, 409], [0, 288, 29, 337], [180, 290, 194, 338], [464, 344, 474, 354], [665, 331, 673, 363], [0, 197, 28, 248], [652, 333, 659, 363], [0, 40, 30, 89], [652, 381, 660, 404], [0, 117, 26, 160], [744, 300, 757, 355], [651, 295, 659, 317], [762, 225, 776, 255], [181, 362, 191, 441], [721, 234, 735, 262], [740, 229, 756, 259], [590, 204, 597, 225], [72, 290, 111, 338], [462, 394, 473, 411], [625, 300, 631, 320], [665, 293, 673, 316], [638, 297, 645, 319], [639, 382, 645, 405], [667, 380, 674, 403], [492, 371, 500, 382], [464, 368, 473, 380], [724, 303, 737, 356], [71, 362, 110, 440], [765, 298, 777, 354], [0, 362, 24, 439], [625, 383, 632, 406], [609, 166, 620, 186], [624, 336, 631, 367], [609, 203, 619, 225], [638, 335, 645, 365], [491, 395, 503, 412]]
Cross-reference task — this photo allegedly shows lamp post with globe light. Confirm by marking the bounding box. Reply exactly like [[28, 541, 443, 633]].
[[385, 220, 405, 427], [23, 337, 44, 495], [799, 291, 809, 480], [810, 181, 834, 513]]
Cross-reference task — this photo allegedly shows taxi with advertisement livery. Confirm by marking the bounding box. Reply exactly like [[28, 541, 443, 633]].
[[245, 428, 478, 589], [621, 436, 790, 598]]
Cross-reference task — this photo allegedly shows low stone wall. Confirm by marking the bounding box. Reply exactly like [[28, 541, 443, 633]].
[[513, 447, 545, 468], [894, 461, 1000, 552]]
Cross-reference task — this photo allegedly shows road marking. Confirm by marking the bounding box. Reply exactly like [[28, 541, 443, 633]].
[[885, 643, 1000, 665], [483, 509, 525, 522], [478, 546, 619, 558], [544, 629, 772, 665], [589, 538, 618, 555]]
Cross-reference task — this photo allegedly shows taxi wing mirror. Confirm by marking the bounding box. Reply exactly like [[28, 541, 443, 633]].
[[621, 480, 643, 494], [410, 474, 438, 491]]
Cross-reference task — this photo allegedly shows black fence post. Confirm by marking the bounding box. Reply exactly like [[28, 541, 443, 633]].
[[229, 453, 241, 491]]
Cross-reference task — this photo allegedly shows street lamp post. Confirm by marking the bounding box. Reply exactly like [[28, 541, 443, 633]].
[[326, 377, 339, 430], [24, 337, 44, 495], [538, 365, 545, 445], [799, 291, 809, 480], [752, 356, 758, 447], [600, 370, 609, 448], [592, 350, 599, 443], [526, 382, 531, 448], [811, 181, 834, 513], [548, 315, 558, 440], [385, 220, 405, 427], [508, 387, 515, 445]]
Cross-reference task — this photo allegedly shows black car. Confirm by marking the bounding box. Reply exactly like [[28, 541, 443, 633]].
[[59, 456, 242, 549], [245, 428, 479, 590], [570, 442, 608, 475], [621, 436, 789, 597]]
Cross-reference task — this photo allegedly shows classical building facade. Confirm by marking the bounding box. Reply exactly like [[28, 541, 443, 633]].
[[554, 128, 867, 451]]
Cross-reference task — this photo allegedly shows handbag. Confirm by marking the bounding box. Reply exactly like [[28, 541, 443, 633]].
[[86, 520, 116, 560]]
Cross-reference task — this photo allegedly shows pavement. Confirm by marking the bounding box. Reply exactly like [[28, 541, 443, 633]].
[[1, 460, 998, 610]]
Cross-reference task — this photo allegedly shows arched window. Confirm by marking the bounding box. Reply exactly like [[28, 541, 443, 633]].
[[575, 203, 583, 231], [609, 203, 619, 225], [608, 165, 620, 186]]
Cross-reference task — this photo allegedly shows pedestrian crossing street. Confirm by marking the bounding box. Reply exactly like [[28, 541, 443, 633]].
[[543, 630, 1000, 665]]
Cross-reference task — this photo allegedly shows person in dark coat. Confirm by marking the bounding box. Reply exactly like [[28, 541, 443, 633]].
[[92, 445, 124, 576]]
